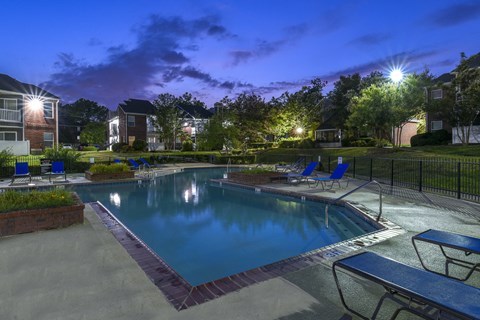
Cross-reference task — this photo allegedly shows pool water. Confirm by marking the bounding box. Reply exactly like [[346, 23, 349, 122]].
[[74, 168, 378, 286]]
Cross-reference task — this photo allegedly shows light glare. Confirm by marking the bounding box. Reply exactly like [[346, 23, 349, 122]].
[[389, 68, 404, 83], [28, 98, 43, 110]]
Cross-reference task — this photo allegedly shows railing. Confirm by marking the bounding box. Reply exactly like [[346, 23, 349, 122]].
[[324, 156, 480, 203], [0, 109, 21, 122], [325, 180, 383, 228]]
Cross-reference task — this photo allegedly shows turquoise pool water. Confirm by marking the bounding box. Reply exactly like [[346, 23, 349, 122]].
[[74, 168, 378, 286]]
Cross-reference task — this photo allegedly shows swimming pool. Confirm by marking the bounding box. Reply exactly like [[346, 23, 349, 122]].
[[74, 168, 379, 286]]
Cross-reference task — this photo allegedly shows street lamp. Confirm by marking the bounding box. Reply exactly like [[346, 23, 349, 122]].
[[389, 68, 404, 83], [296, 127, 303, 135]]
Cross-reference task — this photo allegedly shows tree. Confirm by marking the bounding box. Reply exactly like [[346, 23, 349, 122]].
[[59, 98, 108, 143], [227, 93, 270, 150], [451, 53, 480, 144], [327, 73, 362, 129], [391, 70, 433, 146], [427, 53, 480, 145], [79, 122, 107, 144], [347, 84, 396, 141], [151, 93, 184, 150], [196, 113, 238, 151]]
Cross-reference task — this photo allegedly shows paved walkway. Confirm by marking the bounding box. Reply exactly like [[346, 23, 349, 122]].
[[0, 165, 478, 319]]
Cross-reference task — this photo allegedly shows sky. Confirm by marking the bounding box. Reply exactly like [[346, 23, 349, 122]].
[[1, 0, 480, 110]]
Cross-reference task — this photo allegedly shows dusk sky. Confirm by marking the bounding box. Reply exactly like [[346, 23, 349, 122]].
[[2, 0, 480, 109]]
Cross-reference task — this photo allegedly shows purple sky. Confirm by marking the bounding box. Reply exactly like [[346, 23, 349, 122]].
[[2, 0, 480, 109]]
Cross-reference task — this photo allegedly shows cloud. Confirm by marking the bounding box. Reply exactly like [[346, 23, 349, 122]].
[[426, 1, 480, 27], [228, 23, 309, 66], [347, 33, 391, 47], [43, 15, 231, 108]]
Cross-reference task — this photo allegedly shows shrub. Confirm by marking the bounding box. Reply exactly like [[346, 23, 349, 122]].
[[112, 142, 127, 152], [0, 148, 14, 169], [411, 130, 451, 146], [120, 145, 134, 153], [88, 163, 130, 173], [278, 138, 314, 149], [132, 139, 147, 151], [0, 189, 75, 213], [182, 139, 194, 152], [43, 147, 81, 163], [82, 146, 98, 152], [374, 138, 392, 148]]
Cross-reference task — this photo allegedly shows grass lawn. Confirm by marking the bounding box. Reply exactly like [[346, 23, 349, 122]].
[[256, 145, 480, 163]]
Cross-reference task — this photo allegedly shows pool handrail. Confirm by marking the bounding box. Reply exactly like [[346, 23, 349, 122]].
[[325, 180, 383, 228]]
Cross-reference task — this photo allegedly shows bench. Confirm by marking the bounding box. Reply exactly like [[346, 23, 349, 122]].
[[333, 252, 480, 320], [412, 229, 480, 282]]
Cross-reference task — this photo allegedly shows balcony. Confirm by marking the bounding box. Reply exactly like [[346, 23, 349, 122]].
[[0, 109, 21, 122]]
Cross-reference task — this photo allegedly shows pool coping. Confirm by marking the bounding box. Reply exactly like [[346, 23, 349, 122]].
[[88, 176, 405, 311]]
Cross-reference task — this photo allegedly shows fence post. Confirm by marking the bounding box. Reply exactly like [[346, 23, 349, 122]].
[[419, 160, 423, 192], [328, 156, 331, 172], [391, 159, 394, 186], [369, 158, 373, 181], [457, 162, 461, 199], [353, 157, 356, 178]]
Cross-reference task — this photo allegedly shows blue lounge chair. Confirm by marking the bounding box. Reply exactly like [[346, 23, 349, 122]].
[[139, 157, 154, 169], [412, 229, 480, 282], [11, 162, 31, 184], [308, 163, 350, 189], [283, 161, 318, 184], [333, 251, 480, 320], [113, 159, 122, 164], [275, 157, 305, 172], [50, 161, 67, 182], [128, 158, 141, 170]]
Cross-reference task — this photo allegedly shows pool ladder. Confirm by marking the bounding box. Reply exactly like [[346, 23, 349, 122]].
[[325, 180, 383, 228]]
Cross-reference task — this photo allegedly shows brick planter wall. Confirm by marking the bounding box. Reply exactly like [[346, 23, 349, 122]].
[[227, 172, 286, 185], [0, 193, 85, 237], [85, 170, 135, 181]]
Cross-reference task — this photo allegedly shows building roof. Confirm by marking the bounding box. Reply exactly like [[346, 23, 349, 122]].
[[177, 103, 213, 119], [118, 99, 155, 115], [0, 73, 59, 99]]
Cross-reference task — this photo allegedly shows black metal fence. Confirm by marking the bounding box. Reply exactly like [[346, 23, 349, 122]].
[[323, 156, 480, 202], [0, 155, 91, 178]]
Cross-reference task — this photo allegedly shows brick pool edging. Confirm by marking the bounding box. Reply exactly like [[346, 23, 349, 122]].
[[89, 181, 404, 311]]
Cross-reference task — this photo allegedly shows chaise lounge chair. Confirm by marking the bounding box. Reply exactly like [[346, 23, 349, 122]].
[[139, 157, 155, 169], [128, 158, 142, 170], [283, 161, 319, 184], [49, 161, 67, 182], [333, 251, 480, 320], [308, 163, 350, 189], [11, 162, 31, 184], [113, 159, 122, 164], [412, 229, 480, 282]]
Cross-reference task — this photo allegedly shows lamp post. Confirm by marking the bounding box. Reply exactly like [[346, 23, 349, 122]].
[[389, 68, 404, 84]]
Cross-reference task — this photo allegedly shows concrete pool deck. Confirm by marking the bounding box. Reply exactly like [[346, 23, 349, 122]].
[[0, 164, 479, 319]]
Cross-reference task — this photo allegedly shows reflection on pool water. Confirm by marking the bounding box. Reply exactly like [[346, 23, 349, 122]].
[[74, 168, 379, 286]]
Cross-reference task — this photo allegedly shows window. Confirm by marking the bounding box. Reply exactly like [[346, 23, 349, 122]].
[[44, 132, 54, 148], [0, 99, 18, 110], [431, 89, 443, 100], [0, 132, 16, 141], [431, 120, 443, 131], [111, 123, 118, 135], [127, 115, 135, 127], [43, 101, 53, 118]]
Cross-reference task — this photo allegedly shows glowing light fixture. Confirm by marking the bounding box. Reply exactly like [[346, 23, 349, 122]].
[[389, 68, 404, 83], [27, 98, 43, 110], [296, 127, 304, 134]]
